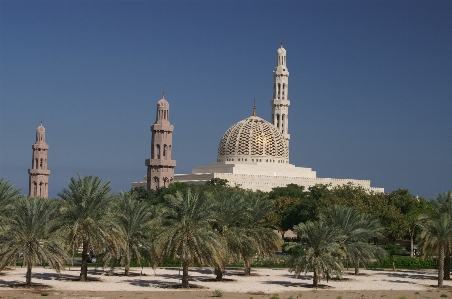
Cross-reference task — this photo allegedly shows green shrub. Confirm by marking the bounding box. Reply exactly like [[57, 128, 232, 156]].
[[212, 289, 224, 297], [368, 257, 436, 269], [269, 294, 280, 299]]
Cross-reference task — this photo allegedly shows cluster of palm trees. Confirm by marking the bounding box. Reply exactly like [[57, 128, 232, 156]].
[[287, 205, 386, 287], [0, 176, 281, 288], [1, 175, 452, 289]]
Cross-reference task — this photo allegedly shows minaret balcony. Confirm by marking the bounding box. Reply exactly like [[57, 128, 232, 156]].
[[146, 159, 176, 167], [28, 169, 50, 175]]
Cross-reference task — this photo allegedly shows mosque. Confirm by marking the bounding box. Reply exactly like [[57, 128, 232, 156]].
[[132, 44, 384, 193]]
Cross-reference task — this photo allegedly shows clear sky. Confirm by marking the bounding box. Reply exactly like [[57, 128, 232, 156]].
[[1, 0, 451, 199]]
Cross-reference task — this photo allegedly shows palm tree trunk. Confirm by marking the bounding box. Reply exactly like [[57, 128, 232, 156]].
[[182, 260, 189, 288], [244, 259, 251, 276], [439, 244, 445, 287], [354, 256, 360, 275], [214, 267, 223, 281], [125, 249, 130, 276], [25, 261, 32, 287], [444, 243, 450, 280], [313, 269, 318, 287], [80, 242, 89, 281], [410, 233, 414, 258]]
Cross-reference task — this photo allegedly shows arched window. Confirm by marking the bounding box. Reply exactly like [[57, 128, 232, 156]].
[[163, 145, 167, 157], [157, 145, 161, 159]]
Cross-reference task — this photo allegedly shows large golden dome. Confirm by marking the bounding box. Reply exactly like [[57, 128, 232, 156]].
[[217, 116, 289, 164]]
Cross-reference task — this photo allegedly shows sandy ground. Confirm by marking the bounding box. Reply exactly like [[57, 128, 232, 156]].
[[1, 266, 452, 298]]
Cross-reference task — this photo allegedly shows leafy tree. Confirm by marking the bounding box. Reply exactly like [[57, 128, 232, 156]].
[[322, 205, 386, 274], [268, 184, 306, 200], [109, 190, 157, 275], [156, 188, 223, 287], [205, 178, 229, 187], [130, 186, 156, 203], [273, 184, 327, 233], [58, 174, 123, 281], [268, 196, 299, 236], [288, 219, 343, 287], [388, 189, 428, 258], [153, 182, 191, 204], [0, 197, 66, 287]]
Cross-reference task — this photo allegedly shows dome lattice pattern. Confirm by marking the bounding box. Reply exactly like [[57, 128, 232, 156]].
[[217, 116, 289, 162]]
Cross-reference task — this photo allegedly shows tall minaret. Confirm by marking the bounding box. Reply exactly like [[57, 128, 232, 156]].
[[145, 92, 176, 190], [271, 43, 290, 150], [28, 120, 50, 198]]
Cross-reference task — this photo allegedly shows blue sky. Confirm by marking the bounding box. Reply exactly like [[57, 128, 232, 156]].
[[1, 0, 451, 199]]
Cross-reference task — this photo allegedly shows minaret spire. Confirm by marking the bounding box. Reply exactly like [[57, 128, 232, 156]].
[[271, 43, 290, 155], [145, 92, 176, 190], [28, 120, 50, 197], [253, 99, 256, 116]]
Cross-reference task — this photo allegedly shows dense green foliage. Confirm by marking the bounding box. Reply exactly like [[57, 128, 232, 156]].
[[368, 257, 437, 269]]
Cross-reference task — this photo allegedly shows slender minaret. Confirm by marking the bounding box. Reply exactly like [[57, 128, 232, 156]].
[[28, 120, 50, 198], [145, 92, 176, 190], [271, 43, 290, 150]]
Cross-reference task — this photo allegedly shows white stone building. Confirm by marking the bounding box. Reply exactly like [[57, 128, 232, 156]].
[[133, 44, 383, 193]]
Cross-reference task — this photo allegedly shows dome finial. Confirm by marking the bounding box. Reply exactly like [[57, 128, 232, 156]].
[[40, 116, 42, 126], [253, 99, 256, 116], [162, 87, 165, 99]]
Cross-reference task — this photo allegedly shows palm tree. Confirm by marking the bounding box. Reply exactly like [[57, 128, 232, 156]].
[[238, 191, 283, 276], [430, 191, 452, 279], [110, 190, 157, 275], [210, 187, 250, 280], [0, 197, 66, 287], [419, 191, 452, 287], [58, 174, 123, 281], [288, 219, 343, 287], [156, 188, 224, 287], [0, 179, 21, 228], [418, 212, 452, 287], [321, 205, 386, 274]]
